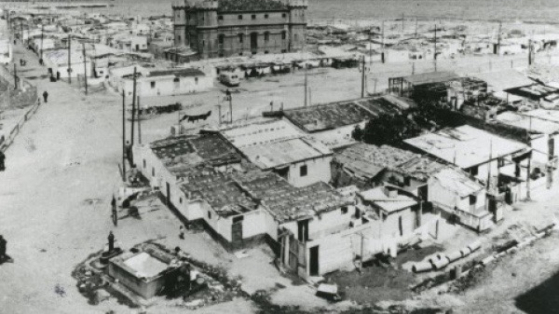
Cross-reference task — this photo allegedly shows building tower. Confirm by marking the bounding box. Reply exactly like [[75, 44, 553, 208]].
[[195, 0, 219, 59], [286, 0, 308, 52], [172, 0, 189, 47]]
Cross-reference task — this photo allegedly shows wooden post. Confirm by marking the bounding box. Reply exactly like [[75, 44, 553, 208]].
[[229, 93, 233, 123], [122, 91, 126, 181], [68, 34, 72, 84], [137, 96, 142, 145], [304, 63, 308, 107], [434, 24, 437, 72], [361, 55, 366, 98], [82, 43, 88, 95], [130, 67, 137, 146], [13, 63, 17, 90], [40, 24, 44, 60]]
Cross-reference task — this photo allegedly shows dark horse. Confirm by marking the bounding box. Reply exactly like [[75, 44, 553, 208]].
[[180, 110, 212, 123]]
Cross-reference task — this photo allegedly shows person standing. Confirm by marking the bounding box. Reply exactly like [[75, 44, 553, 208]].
[[0, 150, 5, 171], [42, 91, 49, 103], [108, 231, 115, 253], [111, 196, 118, 227], [0, 235, 6, 260]]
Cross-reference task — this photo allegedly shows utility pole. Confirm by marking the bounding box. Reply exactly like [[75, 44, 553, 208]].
[[528, 39, 533, 66], [40, 24, 44, 61], [381, 20, 385, 63], [122, 91, 126, 181], [497, 21, 502, 55], [130, 67, 137, 146], [82, 43, 88, 95], [137, 96, 142, 145], [361, 55, 366, 98], [13, 63, 17, 90], [434, 24, 437, 72], [304, 64, 308, 106], [67, 34, 72, 84]]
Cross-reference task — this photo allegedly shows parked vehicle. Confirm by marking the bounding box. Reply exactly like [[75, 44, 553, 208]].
[[219, 71, 240, 87]]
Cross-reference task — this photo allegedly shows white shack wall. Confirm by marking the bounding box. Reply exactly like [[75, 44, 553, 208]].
[[287, 156, 332, 188]]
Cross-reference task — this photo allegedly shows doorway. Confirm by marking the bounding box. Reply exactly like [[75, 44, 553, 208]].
[[297, 219, 309, 242], [232, 216, 244, 248], [309, 246, 319, 276], [250, 32, 258, 53]]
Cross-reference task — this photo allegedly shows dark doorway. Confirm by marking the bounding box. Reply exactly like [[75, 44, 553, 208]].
[[250, 32, 258, 53], [135, 44, 140, 51], [232, 216, 244, 248], [275, 167, 289, 180], [418, 185, 428, 202], [166, 182, 171, 206], [297, 219, 309, 242], [309, 246, 319, 276], [549, 137, 555, 160]]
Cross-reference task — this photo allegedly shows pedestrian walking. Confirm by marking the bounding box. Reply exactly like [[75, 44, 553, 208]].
[[179, 225, 185, 239], [0, 235, 7, 260], [42, 91, 49, 103]]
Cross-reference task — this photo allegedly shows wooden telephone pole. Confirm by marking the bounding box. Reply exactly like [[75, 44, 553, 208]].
[[361, 55, 366, 98], [122, 91, 126, 181], [304, 64, 308, 106], [137, 96, 142, 145], [40, 24, 44, 61], [67, 34, 72, 84], [130, 67, 137, 147], [434, 24, 438, 72], [82, 43, 88, 95]]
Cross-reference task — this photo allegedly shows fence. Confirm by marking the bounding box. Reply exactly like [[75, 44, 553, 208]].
[[0, 99, 40, 152]]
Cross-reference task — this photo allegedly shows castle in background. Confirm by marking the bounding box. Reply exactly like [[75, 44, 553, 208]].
[[171, 0, 307, 60]]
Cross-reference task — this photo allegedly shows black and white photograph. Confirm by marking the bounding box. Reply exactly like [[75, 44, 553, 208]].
[[1, 0, 559, 313]]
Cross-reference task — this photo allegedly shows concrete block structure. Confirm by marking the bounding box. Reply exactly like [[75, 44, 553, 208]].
[[171, 0, 307, 60]]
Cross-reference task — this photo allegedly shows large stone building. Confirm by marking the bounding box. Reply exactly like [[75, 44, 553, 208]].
[[171, 0, 307, 60]]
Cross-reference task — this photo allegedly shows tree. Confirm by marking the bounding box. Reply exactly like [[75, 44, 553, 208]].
[[353, 113, 421, 146]]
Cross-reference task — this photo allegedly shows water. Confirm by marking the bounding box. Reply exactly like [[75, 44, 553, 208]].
[[93, 0, 559, 24]]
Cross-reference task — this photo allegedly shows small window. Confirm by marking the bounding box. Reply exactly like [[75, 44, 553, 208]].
[[177, 35, 181, 41], [404, 177, 411, 186], [195, 77, 198, 84], [238, 33, 244, 43], [281, 30, 286, 40], [218, 15, 223, 20], [469, 194, 477, 206], [251, 14, 256, 20], [282, 13, 286, 18], [264, 32, 269, 42], [264, 14, 269, 19], [498, 157, 505, 167], [150, 81, 156, 89], [468, 166, 479, 176], [355, 208, 361, 219], [143, 159, 146, 169], [264, 50, 269, 54], [300, 165, 308, 177], [218, 34, 224, 44], [202, 40, 205, 47], [208, 211, 212, 219], [238, 15, 243, 20], [341, 206, 348, 214], [179, 198, 182, 204]]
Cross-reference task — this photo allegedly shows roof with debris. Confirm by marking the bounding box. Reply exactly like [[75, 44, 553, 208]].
[[282, 97, 397, 133], [221, 119, 303, 148], [150, 133, 243, 174], [234, 172, 351, 222], [404, 125, 529, 169], [179, 171, 257, 217], [401, 71, 460, 86], [334, 143, 418, 180], [429, 168, 485, 198], [240, 137, 332, 170], [359, 187, 418, 213]]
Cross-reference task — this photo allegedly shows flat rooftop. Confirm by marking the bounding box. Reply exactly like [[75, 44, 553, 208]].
[[123, 252, 169, 279], [359, 187, 417, 214], [404, 125, 529, 169], [401, 71, 460, 85]]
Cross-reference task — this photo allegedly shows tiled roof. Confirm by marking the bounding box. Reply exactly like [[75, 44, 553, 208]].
[[282, 98, 380, 133], [235, 172, 351, 222], [180, 171, 257, 217]]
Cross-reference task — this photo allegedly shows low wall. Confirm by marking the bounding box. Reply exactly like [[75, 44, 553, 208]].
[[0, 99, 40, 152]]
